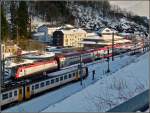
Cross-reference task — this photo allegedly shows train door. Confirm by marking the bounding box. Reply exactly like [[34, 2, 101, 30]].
[[76, 70, 80, 80], [25, 86, 31, 99], [18, 87, 23, 101]]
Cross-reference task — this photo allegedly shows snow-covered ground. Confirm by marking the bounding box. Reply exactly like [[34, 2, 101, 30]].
[[42, 52, 149, 112], [3, 52, 149, 112]]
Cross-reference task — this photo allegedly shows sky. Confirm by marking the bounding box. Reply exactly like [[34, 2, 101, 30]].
[[110, 1, 149, 18]]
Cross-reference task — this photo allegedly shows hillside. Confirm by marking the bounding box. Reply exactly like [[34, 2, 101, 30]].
[[3, 1, 149, 36], [31, 1, 149, 36]]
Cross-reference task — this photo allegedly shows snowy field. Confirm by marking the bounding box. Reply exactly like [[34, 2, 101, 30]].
[[3, 52, 149, 112], [42, 52, 149, 112]]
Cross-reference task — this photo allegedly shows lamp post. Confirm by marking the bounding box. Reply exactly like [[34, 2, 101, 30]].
[[107, 47, 110, 73], [112, 31, 114, 61], [79, 54, 83, 86]]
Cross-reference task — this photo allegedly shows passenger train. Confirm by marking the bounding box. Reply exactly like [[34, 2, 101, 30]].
[[1, 66, 88, 109], [5, 46, 113, 79], [5, 43, 143, 79]]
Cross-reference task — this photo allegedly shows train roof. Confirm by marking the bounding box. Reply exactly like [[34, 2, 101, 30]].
[[47, 64, 82, 77], [5, 59, 35, 68]]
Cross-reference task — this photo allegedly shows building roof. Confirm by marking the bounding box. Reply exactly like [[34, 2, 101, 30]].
[[98, 27, 118, 34], [60, 28, 87, 34], [32, 32, 45, 37]]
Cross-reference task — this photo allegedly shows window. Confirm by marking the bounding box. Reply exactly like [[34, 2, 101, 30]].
[[69, 74, 72, 78], [27, 87, 30, 91], [35, 84, 39, 89], [73, 72, 76, 77], [76, 72, 78, 76], [64, 75, 67, 79], [79, 70, 81, 74], [60, 76, 63, 81], [14, 90, 17, 96], [32, 85, 34, 90], [46, 81, 50, 85], [40, 82, 45, 87], [51, 79, 55, 84], [9, 92, 12, 98], [19, 89, 22, 94], [2, 93, 8, 100], [56, 78, 59, 82]]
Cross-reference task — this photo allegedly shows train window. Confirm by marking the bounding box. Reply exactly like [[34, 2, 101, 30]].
[[56, 78, 59, 82], [46, 81, 50, 85], [27, 87, 30, 91], [51, 79, 55, 84], [19, 89, 22, 94], [69, 74, 72, 78], [73, 72, 76, 77], [35, 84, 39, 89], [76, 72, 78, 76], [64, 75, 67, 80], [2, 93, 8, 100], [60, 76, 63, 81], [40, 82, 45, 87], [9, 92, 12, 98], [32, 85, 34, 90], [14, 90, 17, 96], [79, 70, 81, 74]]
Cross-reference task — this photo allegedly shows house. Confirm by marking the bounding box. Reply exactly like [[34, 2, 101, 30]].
[[53, 28, 87, 48], [80, 28, 132, 48], [32, 25, 60, 44], [1, 44, 21, 59]]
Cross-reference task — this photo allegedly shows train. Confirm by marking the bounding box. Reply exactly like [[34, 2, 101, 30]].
[[1, 43, 145, 109], [5, 43, 142, 79], [1, 66, 88, 109], [5, 46, 114, 79]]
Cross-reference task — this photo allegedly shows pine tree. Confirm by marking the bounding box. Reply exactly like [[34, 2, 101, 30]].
[[17, 1, 29, 38], [10, 1, 17, 39], [1, 4, 8, 42]]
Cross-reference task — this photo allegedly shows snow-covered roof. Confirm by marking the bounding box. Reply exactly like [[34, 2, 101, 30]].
[[61, 28, 87, 34], [63, 24, 74, 28], [98, 27, 118, 34], [86, 36, 101, 40], [80, 41, 96, 44], [81, 39, 131, 45], [32, 32, 45, 36], [86, 32, 98, 37], [23, 52, 55, 59], [5, 59, 34, 68]]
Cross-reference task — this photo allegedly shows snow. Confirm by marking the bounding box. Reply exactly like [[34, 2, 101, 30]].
[[42, 52, 149, 112], [80, 41, 96, 44], [61, 28, 87, 34], [5, 59, 34, 68], [3, 50, 37, 59], [68, 3, 148, 35], [3, 52, 149, 112], [23, 52, 55, 59]]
